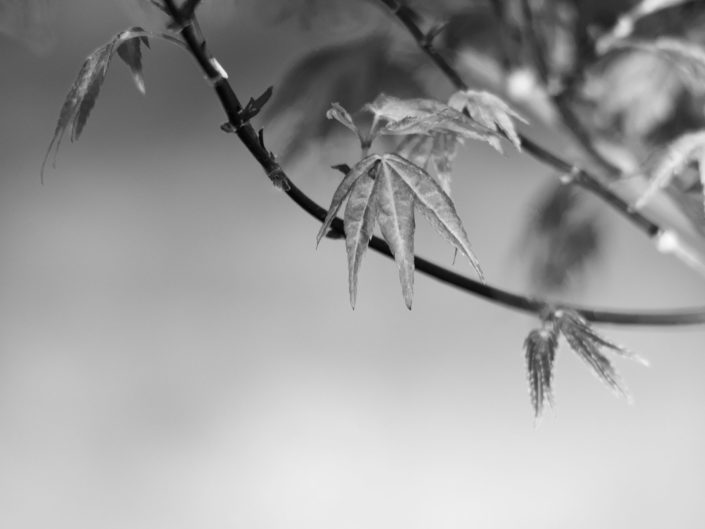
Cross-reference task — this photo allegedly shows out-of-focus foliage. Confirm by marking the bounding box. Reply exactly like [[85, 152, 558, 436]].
[[522, 183, 602, 292], [261, 36, 427, 164], [637, 130, 705, 211]]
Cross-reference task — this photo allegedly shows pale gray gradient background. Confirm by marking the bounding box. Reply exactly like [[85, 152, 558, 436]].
[[1, 2, 705, 528]]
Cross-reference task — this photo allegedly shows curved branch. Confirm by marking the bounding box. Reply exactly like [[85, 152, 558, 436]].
[[160, 0, 705, 326]]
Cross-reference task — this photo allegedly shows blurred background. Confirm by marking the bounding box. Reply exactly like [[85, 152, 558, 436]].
[[1, 1, 705, 528]]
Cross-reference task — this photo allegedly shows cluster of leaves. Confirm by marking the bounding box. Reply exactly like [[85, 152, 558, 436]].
[[524, 309, 648, 419], [41, 27, 155, 179], [317, 91, 525, 308]]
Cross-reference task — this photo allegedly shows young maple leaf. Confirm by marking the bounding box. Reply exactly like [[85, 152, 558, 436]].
[[636, 129, 705, 209], [524, 321, 559, 419], [42, 27, 152, 180], [317, 151, 483, 308], [524, 309, 648, 418], [447, 89, 527, 152], [555, 310, 648, 400], [364, 94, 501, 147]]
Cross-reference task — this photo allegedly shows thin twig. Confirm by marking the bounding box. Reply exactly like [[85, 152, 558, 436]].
[[159, 0, 705, 326]]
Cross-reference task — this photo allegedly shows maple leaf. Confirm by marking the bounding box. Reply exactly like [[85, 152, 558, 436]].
[[317, 151, 483, 308], [556, 310, 647, 400], [316, 154, 381, 247], [365, 94, 501, 147], [396, 132, 458, 195], [448, 89, 527, 152], [636, 129, 705, 209], [524, 321, 559, 419], [524, 309, 648, 418], [41, 27, 152, 180]]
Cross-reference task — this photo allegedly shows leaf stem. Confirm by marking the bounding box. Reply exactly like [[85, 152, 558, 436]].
[[159, 0, 705, 326]]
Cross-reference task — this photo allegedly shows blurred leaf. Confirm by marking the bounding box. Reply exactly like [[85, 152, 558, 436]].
[[42, 27, 153, 179], [523, 184, 602, 292], [262, 36, 426, 164], [598, 0, 697, 51], [636, 129, 705, 209], [524, 321, 559, 419], [614, 38, 705, 95], [582, 47, 684, 140], [448, 89, 527, 151]]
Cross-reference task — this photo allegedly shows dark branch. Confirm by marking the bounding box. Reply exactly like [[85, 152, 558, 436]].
[[159, 0, 705, 326]]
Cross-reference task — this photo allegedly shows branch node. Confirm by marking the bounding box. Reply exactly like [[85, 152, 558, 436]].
[[267, 166, 290, 191]]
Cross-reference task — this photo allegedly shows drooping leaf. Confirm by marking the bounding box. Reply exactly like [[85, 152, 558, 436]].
[[524, 322, 559, 419], [555, 309, 647, 400], [522, 309, 647, 417], [316, 155, 381, 246], [318, 151, 483, 307], [636, 129, 705, 209], [384, 154, 484, 280], [344, 166, 380, 309], [116, 28, 150, 94], [41, 27, 153, 179], [448, 89, 527, 151], [377, 161, 416, 309]]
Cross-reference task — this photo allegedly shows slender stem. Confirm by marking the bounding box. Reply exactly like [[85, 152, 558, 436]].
[[159, 0, 705, 326]]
